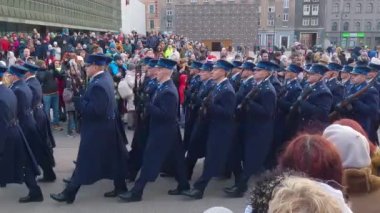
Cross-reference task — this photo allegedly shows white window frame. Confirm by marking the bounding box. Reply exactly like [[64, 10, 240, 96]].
[[269, 6, 275, 13], [311, 4, 319, 15], [283, 13, 289, 21], [283, 0, 289, 9], [303, 5, 311, 15], [267, 19, 274, 26], [149, 4, 155, 14], [311, 18, 318, 26], [302, 18, 310, 26], [166, 9, 173, 16]]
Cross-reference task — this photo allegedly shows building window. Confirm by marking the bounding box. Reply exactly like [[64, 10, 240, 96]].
[[258, 6, 261, 13], [356, 3, 362, 13], [332, 22, 338, 31], [343, 22, 349, 31], [344, 3, 350, 13], [166, 21, 172, 28], [332, 3, 339, 13], [377, 22, 380, 31], [355, 22, 361, 31], [283, 13, 289, 21], [366, 22, 372, 31], [204, 0, 208, 2], [166, 0, 172, 3], [311, 18, 318, 26], [311, 4, 319, 15], [367, 3, 373, 13], [268, 19, 274, 26], [190, 0, 197, 3], [302, 18, 310, 26], [303, 5, 310, 15], [149, 20, 155, 29], [258, 17, 261, 26], [268, 6, 275, 13], [149, 4, 155, 14], [304, 0, 310, 2], [283, 0, 289, 8], [166, 9, 173, 16]]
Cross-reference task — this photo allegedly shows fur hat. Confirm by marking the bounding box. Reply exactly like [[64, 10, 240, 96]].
[[323, 124, 371, 168]]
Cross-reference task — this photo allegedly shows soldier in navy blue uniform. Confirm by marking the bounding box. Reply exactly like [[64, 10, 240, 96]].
[[225, 61, 277, 197], [341, 65, 353, 91], [337, 66, 379, 141], [269, 64, 303, 165], [229, 60, 243, 92], [9, 64, 56, 195], [185, 62, 215, 180], [182, 60, 236, 199], [129, 58, 159, 181], [23, 62, 56, 182], [269, 70, 283, 95], [118, 58, 189, 202], [0, 65, 43, 203], [300, 64, 312, 88], [50, 54, 129, 204], [183, 61, 203, 151], [367, 59, 380, 144], [325, 63, 345, 112], [298, 64, 333, 133]]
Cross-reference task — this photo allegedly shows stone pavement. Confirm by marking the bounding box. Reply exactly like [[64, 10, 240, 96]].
[[0, 128, 247, 213]]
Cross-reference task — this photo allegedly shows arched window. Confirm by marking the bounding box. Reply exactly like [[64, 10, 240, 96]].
[[344, 3, 350, 13], [366, 22, 372, 31], [356, 3, 362, 13], [343, 22, 349, 31], [367, 3, 373, 13], [332, 22, 338, 31], [355, 22, 361, 31]]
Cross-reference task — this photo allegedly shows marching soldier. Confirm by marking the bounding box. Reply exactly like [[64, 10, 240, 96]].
[[341, 65, 353, 91], [300, 64, 312, 88], [118, 59, 189, 202], [229, 60, 243, 92], [182, 60, 236, 199], [183, 61, 203, 151], [368, 58, 380, 144], [224, 61, 277, 197], [325, 62, 345, 112], [24, 62, 56, 182], [8, 65, 55, 200], [50, 54, 129, 203], [335, 66, 379, 142], [185, 62, 215, 180], [0, 65, 43, 203], [297, 64, 333, 133], [271, 64, 303, 161], [225, 61, 256, 191], [129, 58, 159, 181]]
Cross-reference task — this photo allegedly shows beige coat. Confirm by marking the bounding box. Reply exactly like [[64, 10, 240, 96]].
[[343, 168, 380, 213]]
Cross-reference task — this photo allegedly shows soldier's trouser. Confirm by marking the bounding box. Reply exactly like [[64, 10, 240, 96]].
[[24, 167, 42, 196]]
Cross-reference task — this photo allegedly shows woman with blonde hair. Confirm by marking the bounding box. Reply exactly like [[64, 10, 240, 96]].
[[246, 171, 352, 213]]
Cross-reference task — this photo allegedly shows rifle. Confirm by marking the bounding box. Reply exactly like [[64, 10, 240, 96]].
[[329, 77, 377, 122], [237, 82, 262, 111], [133, 63, 143, 123], [198, 85, 216, 120], [286, 85, 314, 122]]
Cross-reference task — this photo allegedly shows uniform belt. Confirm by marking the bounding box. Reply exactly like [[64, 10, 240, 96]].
[[23, 109, 33, 115], [7, 118, 19, 128], [107, 113, 116, 120], [34, 104, 43, 110]]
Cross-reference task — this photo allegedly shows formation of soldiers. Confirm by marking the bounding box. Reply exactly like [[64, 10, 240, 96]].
[[1, 51, 380, 204]]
